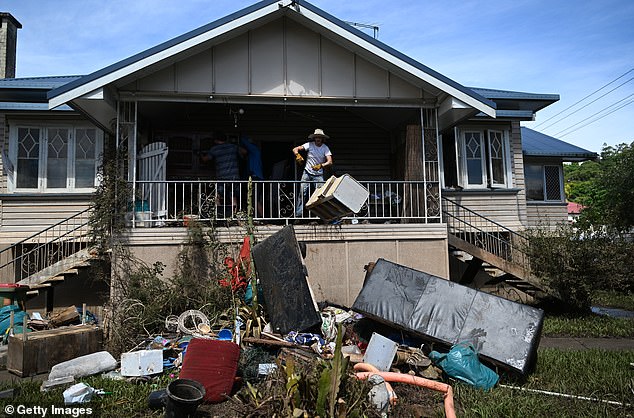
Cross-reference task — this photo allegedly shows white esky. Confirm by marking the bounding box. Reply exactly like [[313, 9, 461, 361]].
[[5, 0, 634, 153]]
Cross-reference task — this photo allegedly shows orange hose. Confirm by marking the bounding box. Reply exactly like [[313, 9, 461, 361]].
[[355, 368, 456, 418], [352, 363, 398, 405]]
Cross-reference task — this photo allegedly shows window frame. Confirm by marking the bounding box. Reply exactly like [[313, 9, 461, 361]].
[[456, 126, 512, 189], [524, 163, 564, 203], [8, 122, 103, 193]]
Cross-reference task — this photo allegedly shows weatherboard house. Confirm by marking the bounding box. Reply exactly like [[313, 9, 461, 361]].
[[0, 2, 596, 313]]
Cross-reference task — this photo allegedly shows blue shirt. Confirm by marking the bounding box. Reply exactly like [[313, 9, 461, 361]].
[[207, 143, 240, 180], [240, 136, 264, 179]]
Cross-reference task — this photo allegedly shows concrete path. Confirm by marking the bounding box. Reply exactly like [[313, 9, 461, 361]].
[[539, 337, 634, 351]]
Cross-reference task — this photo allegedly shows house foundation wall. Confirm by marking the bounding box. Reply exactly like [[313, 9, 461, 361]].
[[120, 224, 449, 307]]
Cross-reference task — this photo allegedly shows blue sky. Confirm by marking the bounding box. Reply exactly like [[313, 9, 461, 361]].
[[6, 0, 633, 153]]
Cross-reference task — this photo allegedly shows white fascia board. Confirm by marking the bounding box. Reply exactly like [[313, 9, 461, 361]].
[[439, 96, 470, 115], [296, 7, 496, 117], [81, 88, 104, 100], [49, 2, 285, 110]]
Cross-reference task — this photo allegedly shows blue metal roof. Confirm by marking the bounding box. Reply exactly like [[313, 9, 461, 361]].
[[48, 0, 495, 110], [521, 127, 597, 161], [471, 87, 559, 102], [0, 102, 73, 111], [0, 76, 82, 90]]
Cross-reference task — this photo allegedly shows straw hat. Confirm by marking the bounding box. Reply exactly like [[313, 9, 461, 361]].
[[308, 128, 329, 139]]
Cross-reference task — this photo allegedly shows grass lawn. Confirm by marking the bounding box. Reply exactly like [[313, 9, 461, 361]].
[[1, 348, 632, 417], [0, 291, 631, 417], [543, 290, 634, 338]]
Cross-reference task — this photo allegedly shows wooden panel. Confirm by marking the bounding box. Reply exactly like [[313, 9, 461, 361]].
[[175, 49, 213, 93], [390, 73, 421, 99], [446, 192, 525, 230], [526, 203, 568, 229], [286, 20, 320, 96], [7, 325, 102, 377], [214, 34, 249, 94], [250, 20, 285, 95], [355, 55, 388, 98], [510, 121, 527, 224], [321, 37, 354, 97], [0, 200, 90, 240], [138, 65, 175, 92]]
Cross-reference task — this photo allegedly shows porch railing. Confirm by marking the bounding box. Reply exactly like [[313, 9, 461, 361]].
[[442, 196, 531, 274], [0, 208, 92, 284], [129, 179, 441, 226]]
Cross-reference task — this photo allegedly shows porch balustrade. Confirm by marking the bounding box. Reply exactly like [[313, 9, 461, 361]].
[[127, 179, 441, 226]]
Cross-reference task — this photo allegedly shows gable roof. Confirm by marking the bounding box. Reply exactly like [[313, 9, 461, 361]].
[[47, 0, 495, 117], [521, 127, 598, 161]]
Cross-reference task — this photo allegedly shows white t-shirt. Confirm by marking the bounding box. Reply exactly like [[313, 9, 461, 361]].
[[302, 142, 332, 175]]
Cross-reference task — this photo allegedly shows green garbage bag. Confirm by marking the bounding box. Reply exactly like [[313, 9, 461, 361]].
[[429, 342, 499, 390]]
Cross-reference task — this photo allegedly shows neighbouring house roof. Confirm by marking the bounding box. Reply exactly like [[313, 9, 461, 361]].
[[521, 127, 598, 161], [0, 76, 82, 105], [567, 201, 585, 215], [470, 87, 560, 121], [46, 0, 495, 118]]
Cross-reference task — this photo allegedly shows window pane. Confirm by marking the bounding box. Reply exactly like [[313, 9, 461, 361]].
[[465, 132, 483, 185], [489, 131, 505, 185], [17, 127, 40, 188], [525, 165, 544, 201], [47, 128, 69, 188], [544, 166, 562, 201], [75, 161, 96, 188], [75, 128, 97, 188]]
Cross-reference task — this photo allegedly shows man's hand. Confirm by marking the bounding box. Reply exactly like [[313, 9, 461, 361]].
[[295, 153, 304, 165], [311, 164, 322, 171]]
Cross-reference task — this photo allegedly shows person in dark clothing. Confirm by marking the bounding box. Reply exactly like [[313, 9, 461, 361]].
[[239, 135, 264, 218], [202, 132, 242, 211]]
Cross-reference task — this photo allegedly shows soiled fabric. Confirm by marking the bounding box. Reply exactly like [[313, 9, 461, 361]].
[[179, 338, 240, 403]]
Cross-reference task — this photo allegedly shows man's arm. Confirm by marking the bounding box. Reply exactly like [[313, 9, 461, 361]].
[[292, 145, 305, 165]]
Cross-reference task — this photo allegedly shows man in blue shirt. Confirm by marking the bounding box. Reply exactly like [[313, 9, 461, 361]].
[[239, 135, 264, 217], [202, 132, 242, 212]]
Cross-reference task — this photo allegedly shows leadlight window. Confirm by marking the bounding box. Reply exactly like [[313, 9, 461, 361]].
[[10, 124, 102, 192]]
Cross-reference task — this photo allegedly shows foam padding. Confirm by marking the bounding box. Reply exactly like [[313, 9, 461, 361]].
[[179, 338, 240, 403]]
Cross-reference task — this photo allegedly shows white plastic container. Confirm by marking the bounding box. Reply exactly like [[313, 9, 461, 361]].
[[306, 174, 369, 222], [363, 333, 398, 372], [134, 211, 153, 227], [121, 349, 163, 376]]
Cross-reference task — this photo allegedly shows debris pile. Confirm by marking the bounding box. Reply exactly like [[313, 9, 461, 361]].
[[0, 225, 545, 417]]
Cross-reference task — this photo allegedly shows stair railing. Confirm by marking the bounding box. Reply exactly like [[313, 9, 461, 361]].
[[0, 208, 92, 284], [442, 196, 531, 274]]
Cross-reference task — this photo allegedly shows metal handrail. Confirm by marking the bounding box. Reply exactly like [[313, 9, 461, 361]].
[[129, 179, 442, 225], [442, 196, 530, 272], [0, 208, 92, 284]]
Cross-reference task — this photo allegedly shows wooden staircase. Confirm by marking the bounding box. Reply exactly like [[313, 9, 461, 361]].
[[442, 196, 548, 298], [0, 208, 98, 311]]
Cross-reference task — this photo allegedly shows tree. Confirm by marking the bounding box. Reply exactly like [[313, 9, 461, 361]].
[[579, 142, 634, 231]]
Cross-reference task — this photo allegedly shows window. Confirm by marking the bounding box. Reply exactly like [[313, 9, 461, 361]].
[[455, 127, 511, 188], [9, 123, 102, 192], [525, 164, 563, 202]]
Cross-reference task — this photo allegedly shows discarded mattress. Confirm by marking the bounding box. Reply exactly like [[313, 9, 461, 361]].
[[252, 225, 321, 334], [352, 258, 544, 375]]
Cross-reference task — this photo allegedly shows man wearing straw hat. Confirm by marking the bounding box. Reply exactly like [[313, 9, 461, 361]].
[[292, 128, 333, 218]]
